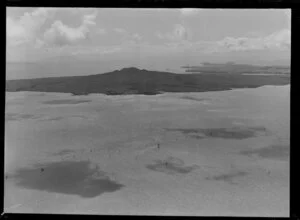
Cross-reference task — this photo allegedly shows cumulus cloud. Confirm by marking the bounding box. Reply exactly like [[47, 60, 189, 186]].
[[6, 8, 102, 48], [43, 10, 99, 47], [43, 21, 87, 46], [162, 28, 291, 54], [214, 29, 291, 52], [6, 8, 55, 46]]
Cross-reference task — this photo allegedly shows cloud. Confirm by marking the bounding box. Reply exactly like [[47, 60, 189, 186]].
[[179, 8, 201, 16], [71, 46, 121, 56], [43, 21, 88, 46], [6, 8, 102, 48], [42, 10, 99, 47], [69, 28, 143, 56], [6, 8, 55, 46], [157, 28, 291, 54], [214, 29, 291, 52], [157, 24, 191, 44], [6, 17, 28, 46], [265, 29, 291, 49], [113, 28, 143, 45]]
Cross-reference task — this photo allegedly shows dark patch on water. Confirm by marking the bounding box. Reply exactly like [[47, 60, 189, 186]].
[[180, 96, 210, 102], [5, 113, 40, 121], [165, 128, 203, 135], [40, 115, 88, 121], [12, 160, 124, 198], [146, 157, 199, 175], [165, 126, 268, 140], [43, 99, 91, 105], [5, 113, 19, 121], [240, 144, 289, 161], [6, 100, 23, 105], [19, 114, 39, 120], [52, 149, 75, 156], [206, 171, 248, 184], [40, 116, 65, 121], [188, 134, 205, 139]]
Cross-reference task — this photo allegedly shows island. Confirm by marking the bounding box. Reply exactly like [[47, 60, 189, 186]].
[[6, 67, 290, 96]]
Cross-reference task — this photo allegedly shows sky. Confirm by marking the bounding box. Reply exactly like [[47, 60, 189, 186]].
[[6, 8, 291, 79]]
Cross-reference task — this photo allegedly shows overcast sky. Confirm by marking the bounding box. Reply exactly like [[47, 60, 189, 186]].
[[6, 8, 291, 78]]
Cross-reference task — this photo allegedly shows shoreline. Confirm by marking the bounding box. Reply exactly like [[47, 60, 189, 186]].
[[5, 83, 291, 97]]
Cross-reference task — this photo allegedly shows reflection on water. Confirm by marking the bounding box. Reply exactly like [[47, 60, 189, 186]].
[[12, 161, 124, 198]]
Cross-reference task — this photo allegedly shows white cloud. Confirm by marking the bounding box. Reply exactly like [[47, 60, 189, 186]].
[[157, 24, 191, 41], [6, 8, 55, 46], [6, 8, 102, 48], [157, 28, 291, 54], [214, 29, 291, 52], [179, 8, 201, 16], [43, 21, 88, 46], [43, 10, 98, 47], [113, 28, 143, 45], [6, 17, 28, 46], [265, 29, 291, 49]]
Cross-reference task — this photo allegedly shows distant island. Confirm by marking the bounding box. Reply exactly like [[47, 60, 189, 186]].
[[6, 67, 290, 96], [181, 62, 290, 75]]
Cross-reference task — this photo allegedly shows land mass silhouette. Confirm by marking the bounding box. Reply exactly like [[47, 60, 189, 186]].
[[6, 67, 290, 95]]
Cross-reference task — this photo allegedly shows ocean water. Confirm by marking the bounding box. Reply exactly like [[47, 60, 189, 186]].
[[5, 85, 290, 216]]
